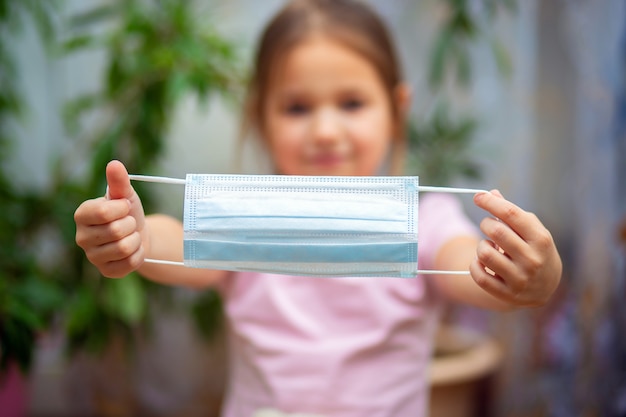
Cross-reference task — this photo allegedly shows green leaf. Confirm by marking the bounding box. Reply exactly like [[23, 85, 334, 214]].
[[455, 47, 472, 86], [491, 38, 513, 78], [13, 277, 64, 315], [62, 93, 101, 135], [429, 29, 453, 88], [65, 288, 99, 337], [64, 288, 111, 355], [1, 317, 36, 372], [66, 3, 123, 29], [102, 273, 146, 325], [190, 290, 224, 342], [60, 35, 97, 54], [5, 298, 44, 330], [166, 71, 190, 103]]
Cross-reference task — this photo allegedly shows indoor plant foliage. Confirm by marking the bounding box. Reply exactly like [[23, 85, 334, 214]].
[[59, 0, 242, 356], [406, 0, 515, 184], [407, 103, 481, 185], [1, 0, 240, 381], [0, 0, 64, 375]]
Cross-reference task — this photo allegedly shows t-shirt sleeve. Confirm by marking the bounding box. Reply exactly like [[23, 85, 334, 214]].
[[417, 193, 480, 271]]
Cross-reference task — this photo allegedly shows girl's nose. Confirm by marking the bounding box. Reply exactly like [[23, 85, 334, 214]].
[[310, 108, 342, 145]]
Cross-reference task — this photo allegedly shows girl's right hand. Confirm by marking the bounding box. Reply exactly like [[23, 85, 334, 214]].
[[74, 160, 148, 278]]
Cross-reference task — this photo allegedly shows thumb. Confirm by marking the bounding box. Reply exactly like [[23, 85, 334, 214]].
[[106, 160, 133, 200], [105, 160, 145, 231]]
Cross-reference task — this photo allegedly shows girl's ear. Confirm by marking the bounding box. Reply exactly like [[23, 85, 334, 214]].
[[394, 83, 412, 115]]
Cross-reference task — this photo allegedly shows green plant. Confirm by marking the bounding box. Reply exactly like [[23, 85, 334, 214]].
[[428, 0, 515, 88], [0, 188, 65, 374], [57, 0, 243, 356], [407, 0, 515, 183], [407, 103, 481, 185], [0, 0, 64, 374]]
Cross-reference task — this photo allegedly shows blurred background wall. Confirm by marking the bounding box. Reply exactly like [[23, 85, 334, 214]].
[[2, 0, 625, 416]]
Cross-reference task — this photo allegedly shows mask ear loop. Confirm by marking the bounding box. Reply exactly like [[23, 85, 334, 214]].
[[128, 174, 186, 185], [127, 174, 488, 276]]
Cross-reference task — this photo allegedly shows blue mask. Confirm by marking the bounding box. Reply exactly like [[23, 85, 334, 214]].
[[129, 174, 485, 278]]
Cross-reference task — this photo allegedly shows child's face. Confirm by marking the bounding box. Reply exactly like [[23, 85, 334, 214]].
[[263, 36, 395, 176]]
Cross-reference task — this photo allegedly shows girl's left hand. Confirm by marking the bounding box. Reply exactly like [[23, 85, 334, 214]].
[[470, 190, 562, 308]]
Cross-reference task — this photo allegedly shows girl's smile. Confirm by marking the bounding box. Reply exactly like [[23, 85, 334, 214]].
[[307, 152, 349, 169]]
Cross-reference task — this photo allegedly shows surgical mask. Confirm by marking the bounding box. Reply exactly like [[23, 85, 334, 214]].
[[129, 174, 486, 278]]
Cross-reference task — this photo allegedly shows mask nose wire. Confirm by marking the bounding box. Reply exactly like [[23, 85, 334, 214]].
[[127, 174, 489, 276]]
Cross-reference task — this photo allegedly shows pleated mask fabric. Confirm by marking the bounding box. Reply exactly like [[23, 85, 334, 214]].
[[183, 174, 419, 278]]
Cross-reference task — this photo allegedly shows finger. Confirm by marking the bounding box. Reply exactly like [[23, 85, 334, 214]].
[[469, 259, 515, 303], [87, 231, 143, 265], [78, 216, 138, 247], [74, 198, 131, 226], [473, 190, 542, 242], [475, 239, 524, 291], [479, 216, 526, 260], [100, 246, 146, 278], [489, 189, 504, 199], [106, 160, 133, 200], [106, 160, 145, 232]]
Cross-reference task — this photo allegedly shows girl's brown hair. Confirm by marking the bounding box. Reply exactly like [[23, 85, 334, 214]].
[[241, 0, 407, 174]]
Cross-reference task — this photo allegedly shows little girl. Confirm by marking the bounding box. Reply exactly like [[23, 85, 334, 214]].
[[74, 0, 562, 415]]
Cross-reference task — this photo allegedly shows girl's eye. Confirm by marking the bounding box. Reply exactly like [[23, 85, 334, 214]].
[[284, 103, 310, 116], [341, 98, 364, 112]]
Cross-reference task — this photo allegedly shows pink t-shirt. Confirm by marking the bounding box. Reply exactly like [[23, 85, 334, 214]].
[[219, 193, 479, 417]]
